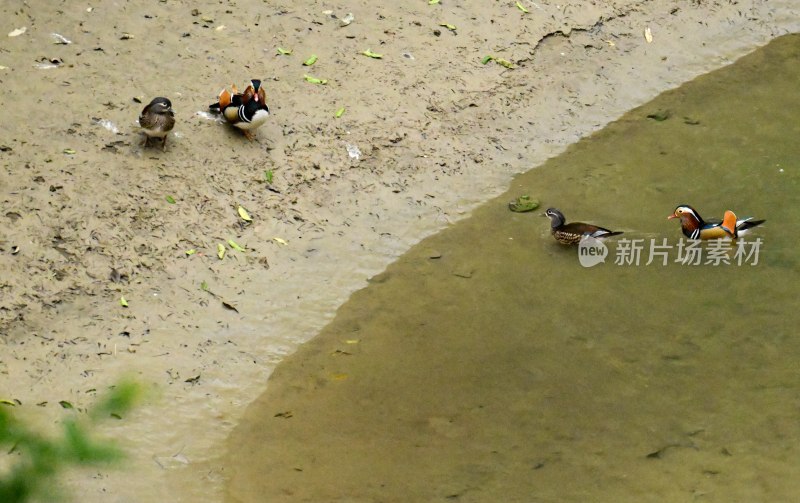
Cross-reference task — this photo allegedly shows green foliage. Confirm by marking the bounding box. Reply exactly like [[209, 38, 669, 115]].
[[0, 380, 142, 503]]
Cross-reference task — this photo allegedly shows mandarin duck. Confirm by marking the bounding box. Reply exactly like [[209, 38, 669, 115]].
[[668, 205, 765, 240], [138, 97, 175, 151], [209, 79, 270, 140], [241, 79, 267, 106], [544, 208, 623, 245]]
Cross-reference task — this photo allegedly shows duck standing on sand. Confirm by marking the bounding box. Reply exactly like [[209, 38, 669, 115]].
[[138, 97, 175, 151], [210, 79, 270, 140]]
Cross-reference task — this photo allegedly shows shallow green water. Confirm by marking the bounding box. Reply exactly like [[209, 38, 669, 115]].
[[225, 34, 800, 502]]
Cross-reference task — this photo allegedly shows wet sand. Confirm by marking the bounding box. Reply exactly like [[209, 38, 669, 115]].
[[0, 1, 798, 501]]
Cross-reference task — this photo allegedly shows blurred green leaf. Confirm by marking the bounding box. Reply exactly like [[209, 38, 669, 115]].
[[0, 380, 143, 503], [89, 380, 141, 421]]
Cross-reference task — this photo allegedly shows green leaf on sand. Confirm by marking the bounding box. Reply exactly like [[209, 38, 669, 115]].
[[304, 75, 328, 85], [482, 55, 514, 68], [494, 57, 515, 69], [237, 205, 252, 222], [361, 49, 382, 59], [227, 239, 246, 252]]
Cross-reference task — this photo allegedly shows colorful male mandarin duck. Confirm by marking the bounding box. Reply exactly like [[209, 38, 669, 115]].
[[544, 208, 623, 245], [241, 79, 267, 106], [138, 97, 175, 150], [209, 79, 270, 140], [668, 205, 765, 240]]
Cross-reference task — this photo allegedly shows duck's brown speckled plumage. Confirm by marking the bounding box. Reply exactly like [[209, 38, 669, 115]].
[[545, 208, 623, 245], [139, 97, 175, 151]]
